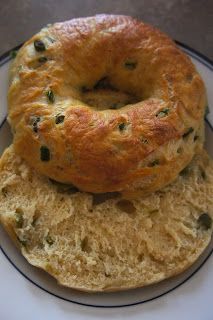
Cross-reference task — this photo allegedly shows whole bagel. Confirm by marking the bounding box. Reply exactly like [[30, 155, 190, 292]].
[[8, 15, 206, 196]]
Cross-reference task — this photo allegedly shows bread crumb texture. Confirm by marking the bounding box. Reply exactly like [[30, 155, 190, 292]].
[[0, 145, 212, 292]]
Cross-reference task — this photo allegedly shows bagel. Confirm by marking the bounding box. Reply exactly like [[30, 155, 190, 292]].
[[8, 15, 206, 196], [0, 145, 212, 292]]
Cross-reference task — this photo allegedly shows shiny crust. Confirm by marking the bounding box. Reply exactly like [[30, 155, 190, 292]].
[[8, 15, 206, 195]]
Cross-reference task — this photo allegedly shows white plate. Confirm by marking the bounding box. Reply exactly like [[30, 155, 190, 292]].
[[0, 44, 212, 320]]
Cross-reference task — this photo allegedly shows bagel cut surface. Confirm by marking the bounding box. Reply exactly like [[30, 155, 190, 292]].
[[0, 146, 213, 292], [8, 15, 206, 196]]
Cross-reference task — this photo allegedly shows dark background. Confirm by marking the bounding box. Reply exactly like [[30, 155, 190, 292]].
[[0, 0, 212, 59]]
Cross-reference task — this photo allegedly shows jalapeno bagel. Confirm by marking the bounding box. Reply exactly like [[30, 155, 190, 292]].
[[8, 15, 206, 196], [0, 146, 213, 292]]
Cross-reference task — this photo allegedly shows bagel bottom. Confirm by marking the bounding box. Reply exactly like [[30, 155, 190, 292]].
[[0, 145, 212, 292]]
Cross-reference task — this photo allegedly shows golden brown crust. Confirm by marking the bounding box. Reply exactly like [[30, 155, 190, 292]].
[[8, 15, 206, 195]]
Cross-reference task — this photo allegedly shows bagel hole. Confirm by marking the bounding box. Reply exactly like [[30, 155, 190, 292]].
[[94, 77, 114, 90], [81, 77, 139, 111]]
